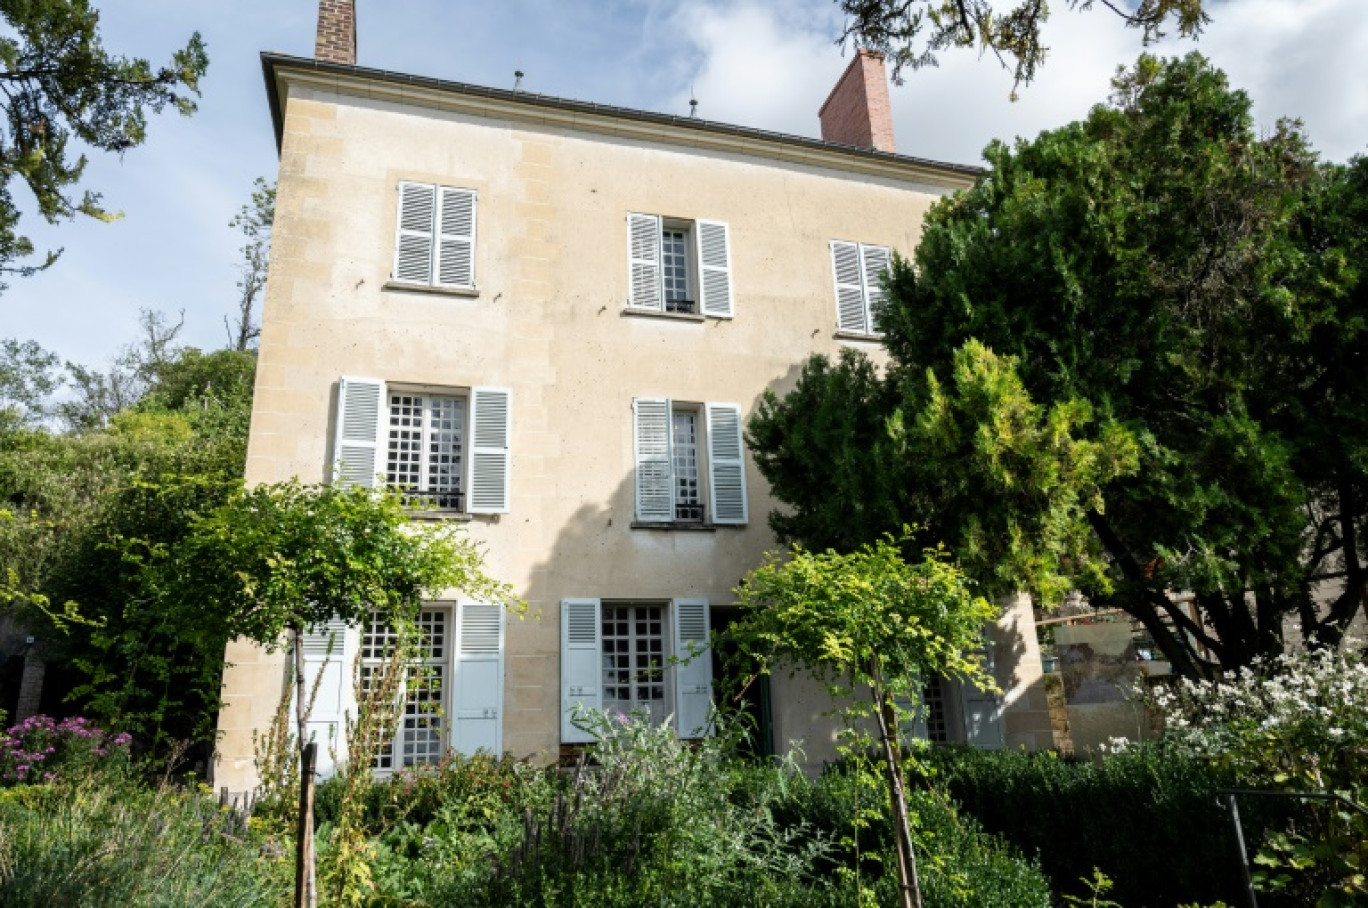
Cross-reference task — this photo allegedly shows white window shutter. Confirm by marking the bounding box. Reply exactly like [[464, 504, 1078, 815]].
[[831, 240, 868, 334], [435, 187, 476, 289], [561, 598, 602, 744], [860, 244, 892, 332], [633, 398, 673, 522], [451, 603, 504, 755], [298, 618, 356, 778], [672, 598, 712, 738], [467, 387, 511, 514], [695, 219, 734, 318], [705, 403, 748, 525], [394, 182, 437, 284], [627, 212, 663, 310], [333, 377, 385, 488]]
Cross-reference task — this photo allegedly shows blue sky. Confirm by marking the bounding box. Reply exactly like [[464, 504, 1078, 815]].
[[1, 0, 1364, 370]]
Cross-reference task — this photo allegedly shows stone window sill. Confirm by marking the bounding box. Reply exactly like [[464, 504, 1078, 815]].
[[621, 307, 708, 323], [630, 521, 746, 531], [383, 280, 480, 299], [834, 330, 883, 342]]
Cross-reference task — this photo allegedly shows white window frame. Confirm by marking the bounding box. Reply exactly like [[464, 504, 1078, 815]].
[[391, 181, 478, 291], [561, 597, 713, 744], [626, 212, 733, 318], [831, 240, 891, 335], [384, 389, 467, 512], [360, 607, 450, 773], [632, 398, 748, 526], [333, 377, 511, 515]]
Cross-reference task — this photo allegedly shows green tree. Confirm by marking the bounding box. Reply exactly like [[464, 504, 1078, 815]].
[[748, 54, 1367, 678], [0, 337, 62, 424], [729, 536, 997, 908], [837, 0, 1208, 90], [0, 0, 207, 288]]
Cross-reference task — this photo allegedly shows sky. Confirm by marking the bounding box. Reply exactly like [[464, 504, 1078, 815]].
[[0, 0, 1364, 371]]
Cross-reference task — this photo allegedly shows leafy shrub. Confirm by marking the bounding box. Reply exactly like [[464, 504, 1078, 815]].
[[0, 772, 289, 906], [0, 714, 132, 784], [924, 743, 1290, 907]]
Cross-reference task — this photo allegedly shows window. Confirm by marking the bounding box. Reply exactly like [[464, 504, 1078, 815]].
[[386, 392, 466, 510], [632, 399, 747, 525], [601, 602, 669, 725], [830, 240, 891, 335], [332, 377, 511, 514], [392, 182, 477, 290], [627, 212, 733, 317], [561, 598, 712, 743], [298, 602, 506, 777], [361, 609, 448, 771]]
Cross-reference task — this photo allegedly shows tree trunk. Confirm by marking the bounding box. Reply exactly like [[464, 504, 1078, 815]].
[[292, 627, 317, 908], [868, 659, 922, 908]]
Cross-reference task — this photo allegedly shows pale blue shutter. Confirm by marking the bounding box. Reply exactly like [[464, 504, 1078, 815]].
[[672, 598, 712, 738], [960, 639, 1004, 749], [561, 598, 602, 744], [860, 244, 891, 332], [467, 387, 511, 514], [299, 618, 355, 778], [393, 182, 436, 284], [705, 403, 747, 525], [628, 213, 663, 310], [831, 240, 867, 333], [634, 398, 673, 522], [435, 187, 476, 289], [451, 603, 504, 754], [333, 377, 385, 488], [696, 220, 733, 317]]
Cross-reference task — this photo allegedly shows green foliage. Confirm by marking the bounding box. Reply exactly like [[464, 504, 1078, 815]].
[[731, 535, 997, 701], [0, 714, 131, 785], [172, 480, 514, 647], [837, 0, 1208, 90], [0, 772, 289, 905], [923, 743, 1285, 906], [0, 338, 61, 424], [1151, 645, 1368, 903], [748, 53, 1368, 676], [0, 0, 208, 287], [291, 711, 1051, 907]]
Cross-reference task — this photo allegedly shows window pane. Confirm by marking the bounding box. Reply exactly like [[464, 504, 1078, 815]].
[[672, 411, 702, 520], [661, 229, 693, 314]]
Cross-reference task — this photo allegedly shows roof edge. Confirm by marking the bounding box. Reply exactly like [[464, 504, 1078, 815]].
[[260, 52, 983, 184]]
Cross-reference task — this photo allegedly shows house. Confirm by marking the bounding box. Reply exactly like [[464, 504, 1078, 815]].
[[213, 0, 1055, 793]]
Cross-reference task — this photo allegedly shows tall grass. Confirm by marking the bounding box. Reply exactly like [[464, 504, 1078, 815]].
[[0, 774, 290, 907]]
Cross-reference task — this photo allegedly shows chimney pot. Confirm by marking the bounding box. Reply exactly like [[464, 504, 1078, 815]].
[[818, 49, 896, 153], [315, 0, 357, 65]]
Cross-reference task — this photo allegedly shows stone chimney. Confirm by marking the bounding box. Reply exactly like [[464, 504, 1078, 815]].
[[315, 0, 357, 65], [818, 49, 896, 153]]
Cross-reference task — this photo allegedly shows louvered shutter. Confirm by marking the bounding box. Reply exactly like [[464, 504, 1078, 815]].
[[435, 187, 476, 289], [959, 639, 1004, 749], [633, 398, 673, 522], [298, 618, 356, 778], [672, 599, 713, 738], [627, 213, 663, 310], [831, 241, 868, 333], [451, 603, 504, 754], [561, 598, 602, 744], [705, 403, 748, 525], [860, 244, 892, 332], [467, 387, 511, 514], [393, 182, 437, 284], [695, 220, 734, 317], [333, 377, 385, 488]]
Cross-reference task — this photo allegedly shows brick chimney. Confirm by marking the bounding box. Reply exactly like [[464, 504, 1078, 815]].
[[315, 0, 357, 65], [818, 49, 896, 153]]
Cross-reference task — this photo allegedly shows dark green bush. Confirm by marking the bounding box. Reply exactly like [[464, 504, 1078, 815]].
[[925, 743, 1298, 907]]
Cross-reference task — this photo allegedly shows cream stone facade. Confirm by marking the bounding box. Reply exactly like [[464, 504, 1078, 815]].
[[213, 48, 1053, 793]]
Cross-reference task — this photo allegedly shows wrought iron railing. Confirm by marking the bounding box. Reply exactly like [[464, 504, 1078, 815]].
[[675, 501, 704, 521], [399, 488, 464, 511]]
